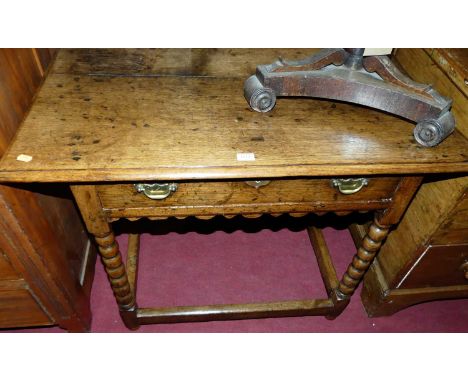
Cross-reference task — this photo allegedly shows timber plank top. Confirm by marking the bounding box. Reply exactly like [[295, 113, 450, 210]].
[[0, 49, 467, 183]]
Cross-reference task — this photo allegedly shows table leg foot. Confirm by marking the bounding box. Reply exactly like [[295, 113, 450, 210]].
[[324, 291, 350, 320], [120, 308, 140, 330]]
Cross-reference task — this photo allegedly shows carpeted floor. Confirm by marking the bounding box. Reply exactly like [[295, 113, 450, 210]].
[[5, 215, 468, 332]]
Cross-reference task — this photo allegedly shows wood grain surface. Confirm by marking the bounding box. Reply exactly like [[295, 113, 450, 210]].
[[425, 48, 468, 99], [0, 288, 52, 328], [0, 49, 466, 183], [52, 48, 321, 77]]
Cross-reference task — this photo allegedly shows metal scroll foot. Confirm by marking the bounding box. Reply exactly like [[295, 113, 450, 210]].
[[414, 111, 455, 147], [244, 75, 276, 113]]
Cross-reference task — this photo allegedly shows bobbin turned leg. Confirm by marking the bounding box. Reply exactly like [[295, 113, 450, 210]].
[[338, 217, 390, 298], [94, 231, 138, 330], [328, 177, 423, 319], [326, 217, 390, 319], [70, 185, 139, 330]]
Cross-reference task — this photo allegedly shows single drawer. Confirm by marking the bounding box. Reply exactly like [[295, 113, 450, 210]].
[[399, 244, 468, 288], [0, 286, 53, 328], [97, 176, 402, 220]]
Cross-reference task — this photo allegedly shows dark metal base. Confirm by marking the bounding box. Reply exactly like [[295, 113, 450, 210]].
[[244, 48, 455, 147]]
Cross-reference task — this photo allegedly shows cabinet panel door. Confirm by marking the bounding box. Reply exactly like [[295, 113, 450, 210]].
[[399, 244, 468, 288], [0, 288, 53, 328]]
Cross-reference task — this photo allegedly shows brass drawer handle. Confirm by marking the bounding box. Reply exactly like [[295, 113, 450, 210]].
[[331, 178, 369, 195], [134, 183, 178, 200], [462, 261, 468, 281], [245, 180, 271, 189]]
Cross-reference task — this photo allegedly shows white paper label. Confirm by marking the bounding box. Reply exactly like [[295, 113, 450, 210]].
[[16, 154, 33, 162], [236, 152, 255, 161]]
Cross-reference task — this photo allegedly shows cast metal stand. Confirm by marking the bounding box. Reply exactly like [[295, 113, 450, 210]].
[[244, 48, 455, 147]]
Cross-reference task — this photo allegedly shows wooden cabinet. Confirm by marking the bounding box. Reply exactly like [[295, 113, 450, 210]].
[[0, 49, 95, 331], [359, 49, 468, 316]]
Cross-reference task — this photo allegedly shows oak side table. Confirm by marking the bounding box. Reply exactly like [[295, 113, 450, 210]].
[[0, 49, 466, 330]]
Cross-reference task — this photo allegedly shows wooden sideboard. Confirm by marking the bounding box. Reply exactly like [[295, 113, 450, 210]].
[[0, 49, 466, 330], [359, 49, 468, 316], [0, 49, 96, 331]]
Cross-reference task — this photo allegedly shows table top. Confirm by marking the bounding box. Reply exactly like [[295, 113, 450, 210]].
[[0, 49, 466, 183]]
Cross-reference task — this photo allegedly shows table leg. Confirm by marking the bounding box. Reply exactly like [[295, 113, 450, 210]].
[[338, 217, 390, 298], [71, 185, 139, 330], [94, 231, 138, 329], [330, 177, 423, 318], [71, 177, 422, 328], [325, 216, 390, 319]]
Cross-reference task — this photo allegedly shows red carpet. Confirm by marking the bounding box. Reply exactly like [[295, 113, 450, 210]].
[[6, 215, 468, 332]]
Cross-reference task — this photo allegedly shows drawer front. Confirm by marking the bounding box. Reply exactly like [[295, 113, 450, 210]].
[[0, 252, 19, 279], [399, 244, 468, 288], [97, 177, 401, 220], [0, 286, 53, 328]]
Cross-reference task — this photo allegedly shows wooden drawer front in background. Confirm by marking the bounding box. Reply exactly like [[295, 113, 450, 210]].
[[97, 177, 402, 220], [0, 251, 54, 328], [0, 252, 19, 280], [0, 287, 53, 328], [399, 244, 468, 289]]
